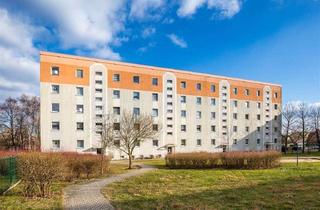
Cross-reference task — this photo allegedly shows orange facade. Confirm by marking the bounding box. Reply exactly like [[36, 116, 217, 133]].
[[40, 51, 282, 103]]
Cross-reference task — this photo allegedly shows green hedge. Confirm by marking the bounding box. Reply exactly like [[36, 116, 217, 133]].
[[166, 151, 281, 169]]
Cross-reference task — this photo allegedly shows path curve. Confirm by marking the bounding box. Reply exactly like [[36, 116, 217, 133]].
[[63, 165, 155, 210]]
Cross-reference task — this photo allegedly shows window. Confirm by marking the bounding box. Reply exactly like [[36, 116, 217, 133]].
[[76, 87, 84, 96], [245, 139, 249, 144], [233, 88, 238, 95], [77, 140, 84, 149], [77, 122, 84, 130], [257, 114, 261, 120], [76, 104, 84, 113], [167, 79, 173, 84], [181, 110, 186, 117], [211, 84, 215, 92], [181, 139, 186, 146], [197, 139, 202, 146], [95, 80, 102, 84], [52, 85, 59, 94], [257, 126, 261, 132], [181, 125, 186, 132], [152, 93, 158, 101], [133, 76, 140, 84], [245, 101, 250, 108], [181, 96, 186, 103], [233, 126, 237, 132], [52, 122, 60, 130], [196, 97, 202, 105], [167, 94, 173, 99], [133, 107, 140, 116], [113, 74, 120, 82], [233, 100, 238, 107], [257, 90, 261, 96], [167, 117, 173, 120], [96, 71, 102, 76], [113, 107, 120, 115], [245, 89, 250, 96], [167, 132, 173, 135], [211, 139, 216, 145], [52, 103, 59, 112], [274, 138, 278, 143], [51, 66, 59, 75], [167, 124, 173, 128], [136, 141, 141, 147], [274, 92, 278, 98], [233, 113, 237, 119], [153, 124, 158, 131], [113, 90, 120, 99], [274, 115, 278, 120], [167, 109, 173, 114], [246, 126, 250, 132], [245, 114, 249, 120], [96, 114, 102, 119], [95, 97, 102, 101], [274, 127, 278, 132], [76, 69, 83, 78], [153, 140, 158, 147], [52, 140, 60, 149], [113, 123, 120, 130], [95, 88, 102, 93], [257, 139, 261, 144], [274, 104, 278, 110], [196, 125, 201, 132], [211, 112, 216, 119], [233, 139, 237, 144], [257, 102, 261, 109], [211, 98, 216, 106], [211, 125, 216, 132], [167, 87, 173, 91], [196, 111, 202, 119], [152, 78, 158, 86], [133, 92, 140, 100], [96, 105, 103, 110], [222, 86, 227, 90], [181, 81, 186, 88], [152, 109, 158, 117], [196, 83, 201, 91]]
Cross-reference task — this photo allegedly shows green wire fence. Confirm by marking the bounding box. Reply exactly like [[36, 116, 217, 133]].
[[0, 156, 18, 194]]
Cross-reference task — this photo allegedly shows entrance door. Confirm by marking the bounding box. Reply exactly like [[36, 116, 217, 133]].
[[167, 147, 172, 154]]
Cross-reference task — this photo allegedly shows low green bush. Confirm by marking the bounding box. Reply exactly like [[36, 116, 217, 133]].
[[166, 151, 281, 169]]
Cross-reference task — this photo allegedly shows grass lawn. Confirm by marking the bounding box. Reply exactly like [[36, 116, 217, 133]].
[[283, 151, 320, 157], [0, 162, 129, 210], [103, 162, 320, 210]]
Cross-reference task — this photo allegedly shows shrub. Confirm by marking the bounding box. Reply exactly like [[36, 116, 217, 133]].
[[17, 152, 63, 197], [166, 151, 281, 170]]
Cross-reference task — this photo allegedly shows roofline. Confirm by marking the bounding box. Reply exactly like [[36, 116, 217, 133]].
[[40, 51, 282, 87]]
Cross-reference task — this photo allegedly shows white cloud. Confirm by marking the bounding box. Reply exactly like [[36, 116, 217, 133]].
[[177, 0, 241, 19], [167, 34, 188, 48], [26, 0, 126, 60], [138, 42, 156, 53], [130, 0, 165, 20], [142, 27, 156, 38], [0, 8, 39, 100]]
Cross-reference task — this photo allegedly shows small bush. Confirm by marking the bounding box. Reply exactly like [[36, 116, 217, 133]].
[[17, 152, 63, 197], [166, 151, 281, 169]]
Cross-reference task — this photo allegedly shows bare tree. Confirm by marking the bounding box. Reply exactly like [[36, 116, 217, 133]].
[[281, 103, 297, 153], [101, 110, 160, 169], [296, 102, 310, 153], [0, 97, 20, 149], [19, 95, 40, 150], [310, 105, 320, 151]]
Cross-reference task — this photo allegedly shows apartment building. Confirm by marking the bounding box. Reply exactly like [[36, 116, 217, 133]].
[[40, 51, 282, 159]]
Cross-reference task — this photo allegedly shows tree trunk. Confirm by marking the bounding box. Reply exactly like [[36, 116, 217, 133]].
[[316, 129, 320, 152], [128, 154, 132, 169]]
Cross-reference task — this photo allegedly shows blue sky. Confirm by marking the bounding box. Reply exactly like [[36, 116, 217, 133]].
[[0, 0, 319, 104]]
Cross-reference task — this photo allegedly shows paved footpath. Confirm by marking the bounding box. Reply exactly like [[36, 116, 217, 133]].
[[63, 165, 155, 210]]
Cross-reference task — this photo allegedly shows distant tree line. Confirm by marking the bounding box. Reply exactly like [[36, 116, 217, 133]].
[[282, 102, 320, 153], [0, 95, 40, 150]]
